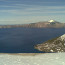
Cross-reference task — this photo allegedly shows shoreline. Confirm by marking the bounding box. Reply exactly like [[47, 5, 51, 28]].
[[0, 52, 63, 56]]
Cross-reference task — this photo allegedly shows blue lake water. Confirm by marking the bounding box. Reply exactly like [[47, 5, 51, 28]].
[[0, 27, 65, 53]]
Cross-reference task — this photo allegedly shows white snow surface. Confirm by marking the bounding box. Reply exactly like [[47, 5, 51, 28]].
[[48, 20, 55, 22], [60, 34, 65, 41], [0, 53, 65, 65]]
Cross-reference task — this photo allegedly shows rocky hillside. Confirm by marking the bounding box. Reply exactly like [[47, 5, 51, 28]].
[[0, 20, 65, 28], [34, 34, 65, 52], [21, 20, 65, 28]]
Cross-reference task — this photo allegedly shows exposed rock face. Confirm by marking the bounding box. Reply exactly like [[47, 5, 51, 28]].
[[21, 21, 65, 28], [35, 34, 65, 53], [0, 20, 65, 28]]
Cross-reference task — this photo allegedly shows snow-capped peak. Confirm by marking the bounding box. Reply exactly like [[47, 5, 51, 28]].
[[48, 20, 55, 23], [60, 34, 65, 41]]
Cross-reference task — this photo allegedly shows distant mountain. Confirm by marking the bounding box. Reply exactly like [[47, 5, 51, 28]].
[[0, 20, 65, 28], [34, 34, 65, 52], [21, 20, 65, 28]]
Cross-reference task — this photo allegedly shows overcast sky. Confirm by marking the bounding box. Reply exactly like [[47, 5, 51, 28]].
[[0, 0, 65, 24]]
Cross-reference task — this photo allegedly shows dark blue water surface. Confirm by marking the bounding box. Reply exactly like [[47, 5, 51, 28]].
[[0, 28, 65, 53]]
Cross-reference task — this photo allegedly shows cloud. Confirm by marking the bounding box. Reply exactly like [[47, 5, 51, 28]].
[[25, 6, 65, 11], [0, 5, 65, 15], [0, 15, 65, 24], [0, 1, 65, 24], [0, 2, 65, 11], [0, 0, 6, 1], [0, 0, 20, 2]]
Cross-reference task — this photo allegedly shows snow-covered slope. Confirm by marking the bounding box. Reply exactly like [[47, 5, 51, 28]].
[[60, 34, 65, 41], [0, 53, 65, 65], [35, 34, 65, 52], [48, 20, 55, 22]]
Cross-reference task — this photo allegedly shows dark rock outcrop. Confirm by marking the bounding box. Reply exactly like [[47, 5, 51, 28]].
[[35, 34, 65, 52]]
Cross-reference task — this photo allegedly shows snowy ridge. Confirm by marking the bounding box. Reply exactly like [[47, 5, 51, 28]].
[[48, 20, 55, 23], [0, 53, 65, 65], [60, 34, 65, 41]]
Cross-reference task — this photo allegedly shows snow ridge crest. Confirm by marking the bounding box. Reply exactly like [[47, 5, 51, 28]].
[[60, 34, 65, 41], [48, 20, 55, 23]]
